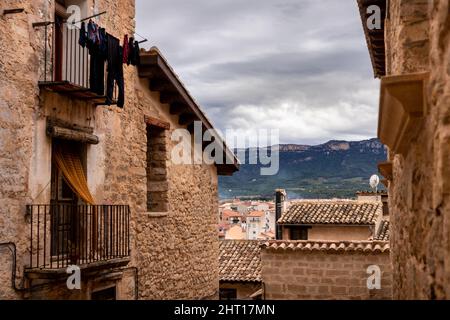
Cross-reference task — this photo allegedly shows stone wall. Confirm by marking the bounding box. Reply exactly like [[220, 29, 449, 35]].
[[384, 0, 450, 299], [132, 82, 219, 299], [261, 242, 392, 300], [26, 268, 136, 300], [0, 0, 220, 300]]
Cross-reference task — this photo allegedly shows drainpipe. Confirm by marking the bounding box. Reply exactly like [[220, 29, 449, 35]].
[[0, 242, 26, 292], [123, 266, 139, 300]]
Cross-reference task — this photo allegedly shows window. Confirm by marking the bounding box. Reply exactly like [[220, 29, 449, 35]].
[[50, 140, 88, 257], [290, 227, 309, 240], [91, 286, 116, 300], [146, 118, 170, 212], [219, 288, 237, 300]]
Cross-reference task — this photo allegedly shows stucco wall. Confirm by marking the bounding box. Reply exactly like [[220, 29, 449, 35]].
[[308, 226, 372, 241], [261, 247, 392, 300], [282, 225, 373, 241], [0, 0, 219, 300], [384, 0, 450, 299]]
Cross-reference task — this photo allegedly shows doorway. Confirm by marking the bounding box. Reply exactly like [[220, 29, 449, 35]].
[[50, 139, 86, 260]]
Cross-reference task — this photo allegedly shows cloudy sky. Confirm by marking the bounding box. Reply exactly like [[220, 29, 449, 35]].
[[136, 0, 380, 146]]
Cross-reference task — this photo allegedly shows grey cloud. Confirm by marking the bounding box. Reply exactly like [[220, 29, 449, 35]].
[[136, 0, 379, 146]]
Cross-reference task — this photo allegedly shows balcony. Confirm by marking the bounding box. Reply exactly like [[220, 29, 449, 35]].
[[35, 20, 117, 106], [26, 204, 130, 277]]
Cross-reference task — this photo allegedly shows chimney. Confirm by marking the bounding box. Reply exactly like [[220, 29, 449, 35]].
[[275, 189, 286, 240], [381, 192, 389, 216]]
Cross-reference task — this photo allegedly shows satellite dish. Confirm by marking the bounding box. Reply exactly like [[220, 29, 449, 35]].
[[369, 174, 380, 192]]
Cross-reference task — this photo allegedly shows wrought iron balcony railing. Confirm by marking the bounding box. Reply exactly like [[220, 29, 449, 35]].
[[35, 20, 117, 105], [26, 204, 130, 270]]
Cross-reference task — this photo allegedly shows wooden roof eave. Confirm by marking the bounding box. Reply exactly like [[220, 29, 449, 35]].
[[139, 49, 239, 175], [356, 0, 387, 78]]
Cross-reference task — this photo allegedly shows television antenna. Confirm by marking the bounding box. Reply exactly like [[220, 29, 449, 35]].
[[369, 174, 380, 192]]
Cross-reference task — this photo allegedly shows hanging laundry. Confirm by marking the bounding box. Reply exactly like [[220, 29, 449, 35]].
[[127, 37, 134, 65], [132, 40, 140, 66], [89, 45, 105, 96], [78, 21, 87, 48], [99, 27, 108, 59], [106, 33, 124, 108], [86, 20, 105, 95], [87, 19, 100, 46], [122, 35, 129, 64]]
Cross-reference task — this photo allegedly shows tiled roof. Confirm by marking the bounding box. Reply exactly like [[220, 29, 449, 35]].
[[356, 190, 388, 196], [375, 220, 390, 241], [257, 231, 275, 240], [219, 240, 261, 282], [261, 240, 390, 253], [248, 211, 264, 217], [223, 210, 242, 218], [278, 200, 381, 225]]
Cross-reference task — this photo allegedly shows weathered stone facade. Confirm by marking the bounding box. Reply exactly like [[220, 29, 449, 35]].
[[0, 0, 234, 300], [380, 0, 450, 299], [261, 241, 392, 300]]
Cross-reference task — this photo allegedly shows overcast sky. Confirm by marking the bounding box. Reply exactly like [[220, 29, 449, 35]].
[[136, 0, 379, 146]]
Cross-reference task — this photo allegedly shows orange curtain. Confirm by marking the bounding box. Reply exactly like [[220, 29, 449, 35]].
[[53, 146, 95, 205]]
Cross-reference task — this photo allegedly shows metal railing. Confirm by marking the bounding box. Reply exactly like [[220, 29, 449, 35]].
[[27, 204, 130, 270], [38, 21, 88, 87], [37, 20, 117, 100]]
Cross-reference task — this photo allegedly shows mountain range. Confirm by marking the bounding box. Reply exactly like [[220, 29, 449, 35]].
[[218, 138, 387, 200]]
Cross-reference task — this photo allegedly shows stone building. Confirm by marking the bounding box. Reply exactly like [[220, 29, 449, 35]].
[[218, 240, 262, 300], [277, 200, 386, 241], [0, 0, 237, 300], [220, 239, 392, 300], [358, 0, 450, 299], [261, 240, 392, 300]]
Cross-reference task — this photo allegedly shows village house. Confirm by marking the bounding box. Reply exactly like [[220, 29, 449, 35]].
[[246, 211, 265, 240], [219, 201, 276, 240], [277, 199, 386, 241], [218, 240, 262, 300], [0, 0, 238, 300], [219, 238, 392, 300], [224, 225, 246, 240], [261, 240, 392, 300], [218, 189, 392, 300], [357, 0, 450, 299]]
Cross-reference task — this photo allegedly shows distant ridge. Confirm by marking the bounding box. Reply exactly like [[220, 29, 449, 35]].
[[219, 138, 387, 200]]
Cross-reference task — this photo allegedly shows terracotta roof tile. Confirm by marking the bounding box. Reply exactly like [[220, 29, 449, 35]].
[[219, 240, 261, 282], [247, 211, 264, 217], [222, 210, 242, 218], [261, 240, 390, 253], [375, 220, 390, 241], [278, 200, 381, 225]]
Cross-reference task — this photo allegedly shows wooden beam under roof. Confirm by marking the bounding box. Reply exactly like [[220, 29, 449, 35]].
[[138, 48, 240, 175], [179, 113, 198, 126], [160, 91, 183, 104], [149, 78, 174, 92], [170, 102, 187, 115], [357, 0, 387, 78]]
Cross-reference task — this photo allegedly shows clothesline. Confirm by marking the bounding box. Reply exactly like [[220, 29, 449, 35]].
[[72, 11, 107, 25], [134, 31, 148, 44]]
